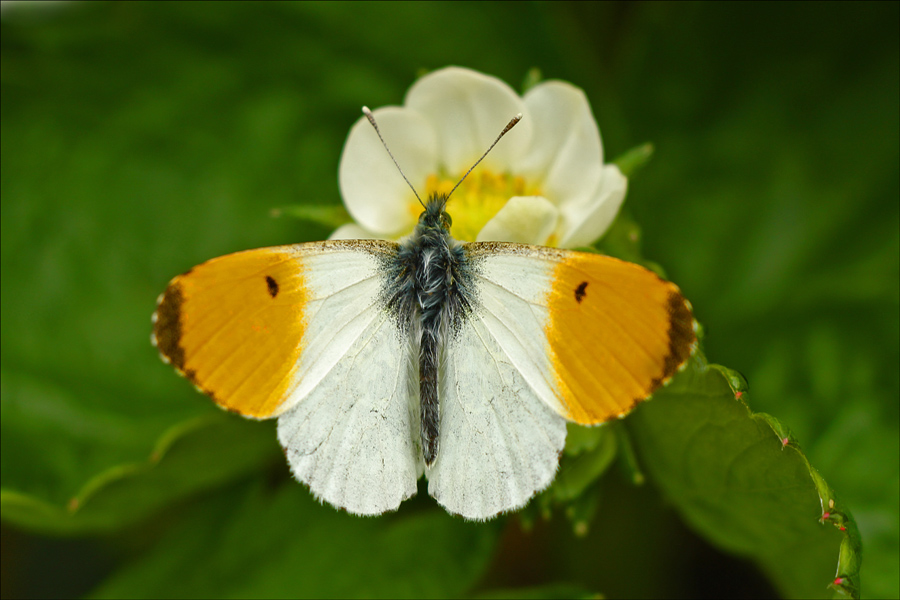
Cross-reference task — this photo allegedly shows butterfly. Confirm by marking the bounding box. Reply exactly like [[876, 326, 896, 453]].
[[152, 109, 697, 520]]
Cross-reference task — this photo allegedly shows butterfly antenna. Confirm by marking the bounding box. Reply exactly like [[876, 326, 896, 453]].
[[362, 106, 425, 208], [447, 113, 522, 200]]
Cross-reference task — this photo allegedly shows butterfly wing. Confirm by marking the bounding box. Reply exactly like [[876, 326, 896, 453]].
[[427, 308, 568, 520], [153, 240, 421, 515], [428, 243, 696, 519]]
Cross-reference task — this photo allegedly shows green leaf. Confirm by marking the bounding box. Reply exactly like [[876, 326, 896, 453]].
[[628, 357, 861, 599], [612, 142, 654, 178], [1, 413, 279, 534], [89, 481, 499, 599], [554, 425, 617, 504], [269, 203, 351, 230], [617, 6, 899, 593], [525, 424, 618, 536]]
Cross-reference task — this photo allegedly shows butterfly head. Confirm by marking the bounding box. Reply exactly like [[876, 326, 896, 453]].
[[419, 194, 453, 233]]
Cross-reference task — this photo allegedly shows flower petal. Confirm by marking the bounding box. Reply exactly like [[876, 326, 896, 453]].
[[338, 106, 437, 236], [476, 196, 559, 245], [404, 67, 532, 175], [557, 164, 628, 248], [519, 81, 605, 211]]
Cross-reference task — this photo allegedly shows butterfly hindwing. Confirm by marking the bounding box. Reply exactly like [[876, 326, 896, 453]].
[[277, 302, 420, 516], [428, 310, 567, 520]]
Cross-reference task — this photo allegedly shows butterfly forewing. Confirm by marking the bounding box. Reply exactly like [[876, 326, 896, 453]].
[[153, 240, 421, 515], [546, 251, 697, 422], [153, 246, 309, 418], [463, 243, 697, 425]]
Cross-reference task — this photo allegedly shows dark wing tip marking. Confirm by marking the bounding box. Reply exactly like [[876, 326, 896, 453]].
[[632, 290, 697, 406], [220, 403, 244, 415], [266, 275, 279, 298], [154, 281, 228, 409], [660, 290, 697, 380], [574, 281, 589, 303], [153, 282, 186, 370]]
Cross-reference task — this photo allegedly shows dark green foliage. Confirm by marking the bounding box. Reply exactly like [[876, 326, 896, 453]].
[[2, 3, 896, 598]]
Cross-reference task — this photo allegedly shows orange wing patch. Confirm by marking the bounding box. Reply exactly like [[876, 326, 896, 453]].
[[547, 253, 696, 424], [152, 247, 307, 418]]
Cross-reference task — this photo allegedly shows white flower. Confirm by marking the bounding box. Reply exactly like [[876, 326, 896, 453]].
[[335, 66, 627, 248]]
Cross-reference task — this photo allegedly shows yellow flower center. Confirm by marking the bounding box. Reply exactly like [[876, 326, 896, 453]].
[[406, 170, 542, 242]]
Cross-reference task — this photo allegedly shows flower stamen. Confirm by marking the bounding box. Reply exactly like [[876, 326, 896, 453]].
[[418, 170, 543, 241]]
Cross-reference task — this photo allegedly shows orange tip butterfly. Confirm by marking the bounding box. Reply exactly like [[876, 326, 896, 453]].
[[152, 109, 697, 520]]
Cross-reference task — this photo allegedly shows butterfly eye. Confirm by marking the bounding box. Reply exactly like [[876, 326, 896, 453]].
[[442, 212, 453, 227]]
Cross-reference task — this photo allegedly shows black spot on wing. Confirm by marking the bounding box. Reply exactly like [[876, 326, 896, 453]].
[[266, 275, 279, 298], [574, 281, 588, 303], [154, 282, 186, 370]]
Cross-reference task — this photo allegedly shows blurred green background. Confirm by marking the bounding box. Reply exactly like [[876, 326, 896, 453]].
[[1, 2, 897, 598]]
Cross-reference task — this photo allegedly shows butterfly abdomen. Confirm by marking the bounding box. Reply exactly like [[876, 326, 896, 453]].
[[385, 195, 476, 466]]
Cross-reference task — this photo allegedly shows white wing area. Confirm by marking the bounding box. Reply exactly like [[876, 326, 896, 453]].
[[465, 250, 569, 417], [276, 243, 420, 516], [427, 250, 568, 520]]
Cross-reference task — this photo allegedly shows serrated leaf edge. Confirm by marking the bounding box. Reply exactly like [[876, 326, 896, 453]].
[[713, 364, 862, 599]]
